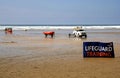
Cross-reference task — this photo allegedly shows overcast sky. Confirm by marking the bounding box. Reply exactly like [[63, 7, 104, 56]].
[[0, 0, 120, 24]]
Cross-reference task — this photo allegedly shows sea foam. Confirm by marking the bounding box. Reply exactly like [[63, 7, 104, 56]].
[[0, 25, 120, 30]]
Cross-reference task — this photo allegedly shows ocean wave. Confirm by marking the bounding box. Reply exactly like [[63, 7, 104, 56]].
[[0, 25, 120, 30]]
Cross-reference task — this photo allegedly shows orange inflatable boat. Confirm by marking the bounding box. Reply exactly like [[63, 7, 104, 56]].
[[43, 31, 54, 35], [43, 31, 55, 38]]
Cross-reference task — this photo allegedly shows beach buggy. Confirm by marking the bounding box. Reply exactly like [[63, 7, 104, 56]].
[[69, 27, 87, 38]]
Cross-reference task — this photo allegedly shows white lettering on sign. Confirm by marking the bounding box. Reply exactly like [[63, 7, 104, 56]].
[[85, 46, 112, 52]]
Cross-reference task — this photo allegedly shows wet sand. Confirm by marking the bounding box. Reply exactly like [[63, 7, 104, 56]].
[[0, 29, 120, 78]]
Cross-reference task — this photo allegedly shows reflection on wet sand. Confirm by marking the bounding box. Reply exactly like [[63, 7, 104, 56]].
[[0, 29, 120, 78]]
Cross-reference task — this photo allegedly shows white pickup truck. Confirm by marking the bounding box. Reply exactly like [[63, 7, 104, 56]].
[[69, 29, 87, 38]]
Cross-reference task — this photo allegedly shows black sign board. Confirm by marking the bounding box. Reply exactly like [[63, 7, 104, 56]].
[[83, 42, 115, 58]]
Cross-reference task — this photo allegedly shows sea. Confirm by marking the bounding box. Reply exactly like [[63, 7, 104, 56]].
[[0, 24, 120, 39], [0, 24, 120, 30]]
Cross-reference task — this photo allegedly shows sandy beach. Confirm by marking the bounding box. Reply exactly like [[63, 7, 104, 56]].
[[0, 29, 120, 78]]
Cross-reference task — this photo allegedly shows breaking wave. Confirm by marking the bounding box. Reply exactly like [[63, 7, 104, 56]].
[[0, 25, 120, 30]]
